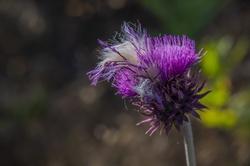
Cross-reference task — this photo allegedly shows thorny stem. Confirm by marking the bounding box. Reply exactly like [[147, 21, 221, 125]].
[[183, 116, 196, 166]]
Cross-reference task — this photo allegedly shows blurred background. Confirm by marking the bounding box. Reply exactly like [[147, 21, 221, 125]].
[[0, 0, 250, 165]]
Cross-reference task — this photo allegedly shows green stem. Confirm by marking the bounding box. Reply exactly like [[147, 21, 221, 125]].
[[183, 117, 196, 166]]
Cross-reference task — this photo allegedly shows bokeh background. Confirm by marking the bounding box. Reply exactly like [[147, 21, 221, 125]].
[[1, 0, 250, 165]]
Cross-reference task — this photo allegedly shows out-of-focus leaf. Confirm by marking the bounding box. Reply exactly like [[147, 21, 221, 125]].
[[203, 89, 228, 107], [201, 43, 221, 77], [200, 108, 237, 129], [140, 0, 226, 37], [228, 37, 249, 68], [200, 75, 230, 107], [217, 36, 233, 58], [201, 36, 248, 76], [229, 90, 250, 130]]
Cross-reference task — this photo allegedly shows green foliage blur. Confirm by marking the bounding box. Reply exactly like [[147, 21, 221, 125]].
[[200, 36, 249, 134], [140, 0, 250, 136], [140, 0, 226, 37]]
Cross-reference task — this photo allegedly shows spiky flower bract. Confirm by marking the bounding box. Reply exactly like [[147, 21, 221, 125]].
[[88, 23, 210, 135]]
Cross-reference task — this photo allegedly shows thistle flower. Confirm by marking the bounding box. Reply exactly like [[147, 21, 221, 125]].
[[88, 23, 210, 135]]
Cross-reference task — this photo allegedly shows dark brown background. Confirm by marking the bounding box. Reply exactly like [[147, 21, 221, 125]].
[[0, 0, 250, 165]]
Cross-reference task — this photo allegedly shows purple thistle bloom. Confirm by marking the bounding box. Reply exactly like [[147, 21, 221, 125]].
[[88, 23, 210, 135]]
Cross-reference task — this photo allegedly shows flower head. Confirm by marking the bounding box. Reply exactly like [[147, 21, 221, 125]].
[[88, 23, 210, 135]]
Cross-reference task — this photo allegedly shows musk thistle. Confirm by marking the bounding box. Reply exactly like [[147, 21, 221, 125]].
[[88, 23, 210, 136]]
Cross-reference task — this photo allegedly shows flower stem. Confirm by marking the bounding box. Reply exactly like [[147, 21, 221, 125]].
[[183, 117, 196, 166]]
